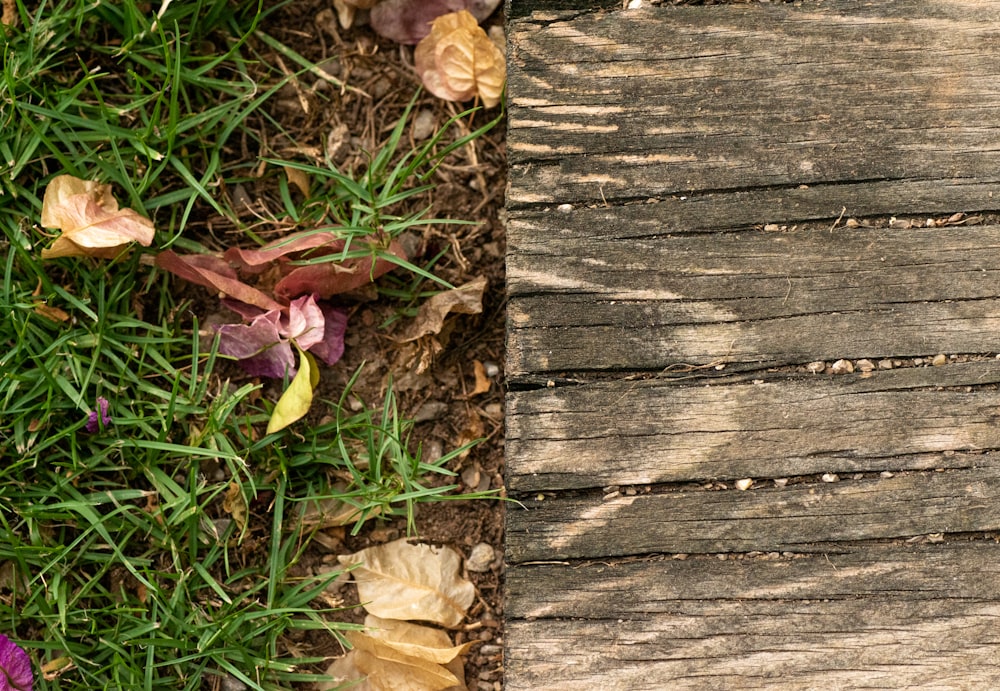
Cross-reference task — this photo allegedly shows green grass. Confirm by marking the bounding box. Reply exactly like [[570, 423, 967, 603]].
[[0, 1, 498, 688]]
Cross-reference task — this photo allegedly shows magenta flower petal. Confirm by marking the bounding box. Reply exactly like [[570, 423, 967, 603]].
[[308, 304, 348, 366], [0, 634, 33, 691], [84, 397, 111, 433], [283, 295, 325, 351], [216, 311, 296, 378]]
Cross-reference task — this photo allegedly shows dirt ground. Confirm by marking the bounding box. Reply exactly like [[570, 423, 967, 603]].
[[191, 2, 507, 688]]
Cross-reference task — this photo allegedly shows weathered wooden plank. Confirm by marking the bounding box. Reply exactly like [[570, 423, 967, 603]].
[[507, 360, 1000, 491], [505, 543, 1000, 690], [508, 2, 1000, 207], [508, 223, 1000, 375], [507, 465, 1000, 561]]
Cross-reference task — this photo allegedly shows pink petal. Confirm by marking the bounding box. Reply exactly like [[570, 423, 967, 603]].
[[0, 634, 32, 691], [216, 311, 297, 378], [284, 295, 326, 351], [308, 304, 348, 366]]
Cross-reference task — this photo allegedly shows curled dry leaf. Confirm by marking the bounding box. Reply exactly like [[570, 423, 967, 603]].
[[338, 538, 476, 628], [414, 11, 505, 108], [40, 175, 155, 259], [322, 615, 469, 691], [397, 276, 487, 342], [370, 0, 501, 44]]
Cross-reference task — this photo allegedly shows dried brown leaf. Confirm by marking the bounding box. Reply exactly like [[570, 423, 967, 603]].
[[40, 175, 155, 259], [338, 539, 476, 628], [414, 11, 505, 107], [396, 276, 486, 343]]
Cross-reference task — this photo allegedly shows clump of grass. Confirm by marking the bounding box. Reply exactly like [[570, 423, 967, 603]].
[[0, 0, 498, 688]]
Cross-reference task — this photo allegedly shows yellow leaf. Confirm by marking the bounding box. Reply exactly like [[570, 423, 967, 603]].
[[266, 346, 319, 434], [40, 175, 155, 259], [414, 11, 506, 108], [222, 481, 248, 532]]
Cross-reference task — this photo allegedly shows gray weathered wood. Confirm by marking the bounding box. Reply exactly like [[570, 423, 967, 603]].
[[505, 543, 1000, 690], [507, 360, 1000, 491], [508, 221, 1000, 375], [508, 465, 1000, 561], [508, 2, 1000, 208]]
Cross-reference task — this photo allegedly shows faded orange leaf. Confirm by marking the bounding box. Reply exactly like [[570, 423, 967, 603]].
[[414, 11, 505, 108], [40, 175, 155, 259]]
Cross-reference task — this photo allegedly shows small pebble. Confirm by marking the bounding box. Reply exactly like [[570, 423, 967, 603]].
[[831, 359, 854, 374], [880, 471, 895, 478], [603, 490, 621, 501], [411, 109, 437, 140], [913, 358, 924, 366], [483, 361, 501, 378], [856, 359, 874, 372], [932, 353, 947, 366], [878, 359, 894, 370], [821, 473, 839, 483], [556, 203, 573, 213], [413, 401, 448, 423], [735, 478, 753, 491], [773, 478, 788, 487], [466, 543, 495, 572], [807, 361, 826, 374]]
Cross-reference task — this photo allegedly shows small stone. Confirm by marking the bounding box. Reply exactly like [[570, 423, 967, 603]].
[[466, 543, 495, 572], [821, 473, 839, 483], [913, 358, 924, 366], [424, 439, 444, 463], [221, 676, 249, 691], [831, 359, 854, 374], [411, 109, 437, 141], [856, 359, 875, 372], [806, 361, 826, 374], [603, 490, 621, 501], [773, 478, 789, 487], [763, 223, 781, 232], [461, 464, 481, 489], [735, 478, 753, 491], [878, 358, 894, 370], [880, 471, 895, 478], [845, 218, 860, 228], [932, 353, 947, 366], [483, 361, 501, 378], [413, 401, 448, 423], [556, 203, 573, 213]]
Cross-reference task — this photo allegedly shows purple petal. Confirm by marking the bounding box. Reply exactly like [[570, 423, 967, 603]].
[[0, 634, 33, 691], [220, 297, 267, 321], [84, 397, 111, 433], [283, 295, 325, 351], [308, 304, 348, 366], [216, 312, 297, 378]]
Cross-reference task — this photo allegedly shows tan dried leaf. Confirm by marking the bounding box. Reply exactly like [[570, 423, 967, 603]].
[[338, 539, 476, 628], [40, 175, 155, 259], [396, 276, 487, 343], [414, 11, 505, 108]]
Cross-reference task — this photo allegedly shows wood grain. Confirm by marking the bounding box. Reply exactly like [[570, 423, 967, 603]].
[[507, 465, 1000, 561], [507, 360, 1000, 491], [508, 222, 1000, 375], [508, 2, 1000, 208], [505, 543, 1000, 690]]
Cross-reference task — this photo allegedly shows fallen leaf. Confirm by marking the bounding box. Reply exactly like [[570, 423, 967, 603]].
[[370, 0, 465, 44], [300, 485, 380, 531], [414, 11, 505, 107], [34, 303, 71, 322], [397, 276, 486, 342], [356, 615, 472, 666], [266, 346, 320, 434], [469, 360, 490, 396], [319, 650, 373, 691], [217, 310, 297, 378], [222, 482, 248, 532], [282, 165, 311, 197], [155, 250, 284, 312], [338, 539, 475, 628], [40, 175, 155, 259], [2, 0, 18, 29]]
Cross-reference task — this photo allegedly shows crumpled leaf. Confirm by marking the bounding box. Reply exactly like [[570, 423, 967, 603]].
[[309, 303, 349, 366], [396, 276, 486, 342], [321, 616, 470, 691], [40, 175, 155, 259], [370, 0, 501, 44], [217, 310, 297, 378], [414, 11, 505, 108], [222, 481, 248, 532], [0, 633, 33, 691], [266, 346, 319, 434], [155, 250, 284, 312], [338, 539, 475, 628], [300, 483, 381, 530]]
